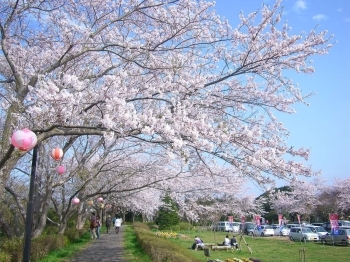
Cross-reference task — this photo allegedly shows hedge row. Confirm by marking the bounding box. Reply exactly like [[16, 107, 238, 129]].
[[0, 228, 87, 262], [133, 222, 202, 262]]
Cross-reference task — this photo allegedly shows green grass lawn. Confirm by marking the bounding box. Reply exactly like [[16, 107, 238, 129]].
[[168, 230, 349, 262]]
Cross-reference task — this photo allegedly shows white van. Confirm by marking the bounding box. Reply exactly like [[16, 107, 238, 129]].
[[211, 221, 233, 232], [289, 227, 319, 242]]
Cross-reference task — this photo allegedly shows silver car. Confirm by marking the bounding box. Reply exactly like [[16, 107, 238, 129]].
[[272, 224, 290, 236], [289, 227, 319, 242]]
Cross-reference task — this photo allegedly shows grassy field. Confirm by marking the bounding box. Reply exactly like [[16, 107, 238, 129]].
[[167, 230, 349, 262]]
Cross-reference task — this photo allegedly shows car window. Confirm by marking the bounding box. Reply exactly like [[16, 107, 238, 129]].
[[315, 227, 327, 232], [302, 228, 312, 233]]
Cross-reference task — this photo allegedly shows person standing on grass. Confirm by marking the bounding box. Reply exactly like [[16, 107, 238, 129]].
[[106, 215, 112, 234], [114, 216, 123, 234], [90, 212, 97, 239]]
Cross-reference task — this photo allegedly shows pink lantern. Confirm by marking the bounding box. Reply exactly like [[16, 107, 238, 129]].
[[72, 197, 80, 204], [97, 197, 103, 202], [56, 165, 66, 175], [51, 148, 63, 161], [11, 128, 37, 151]]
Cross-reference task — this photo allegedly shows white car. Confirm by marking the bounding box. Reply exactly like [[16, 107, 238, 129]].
[[253, 225, 274, 237], [231, 222, 242, 233], [289, 227, 319, 242], [211, 221, 233, 232], [272, 224, 290, 236]]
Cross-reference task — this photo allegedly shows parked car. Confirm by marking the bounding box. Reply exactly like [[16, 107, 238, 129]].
[[289, 227, 319, 242], [285, 224, 299, 229], [231, 222, 241, 233], [303, 225, 328, 237], [321, 222, 350, 233], [253, 225, 274, 237], [271, 224, 290, 236], [320, 228, 350, 246], [242, 222, 256, 235], [211, 221, 233, 232], [311, 223, 323, 227], [338, 220, 350, 227]]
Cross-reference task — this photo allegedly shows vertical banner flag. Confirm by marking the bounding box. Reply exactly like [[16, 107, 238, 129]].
[[329, 213, 339, 235], [228, 216, 233, 227], [297, 214, 301, 224], [278, 214, 283, 226], [255, 215, 261, 230], [240, 216, 245, 232], [241, 216, 246, 226]]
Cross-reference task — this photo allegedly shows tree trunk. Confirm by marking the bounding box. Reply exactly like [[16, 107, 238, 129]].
[[76, 204, 88, 230], [32, 180, 53, 238]]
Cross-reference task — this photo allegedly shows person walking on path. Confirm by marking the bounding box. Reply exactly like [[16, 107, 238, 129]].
[[96, 215, 101, 239], [89, 212, 97, 239], [105, 215, 112, 234], [114, 216, 123, 234]]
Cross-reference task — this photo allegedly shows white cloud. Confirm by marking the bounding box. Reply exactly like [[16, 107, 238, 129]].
[[312, 14, 327, 21], [337, 8, 343, 12], [294, 0, 307, 11]]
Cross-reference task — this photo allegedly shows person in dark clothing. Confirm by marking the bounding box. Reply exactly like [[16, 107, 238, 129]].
[[90, 212, 97, 239], [230, 235, 239, 249]]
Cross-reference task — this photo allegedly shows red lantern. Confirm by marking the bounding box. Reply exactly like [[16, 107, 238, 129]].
[[56, 165, 66, 175], [72, 197, 80, 204], [51, 148, 63, 161], [11, 128, 37, 151], [97, 197, 103, 202]]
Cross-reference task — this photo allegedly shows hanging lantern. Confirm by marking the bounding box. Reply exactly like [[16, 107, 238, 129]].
[[97, 197, 103, 202], [72, 197, 80, 204], [11, 128, 37, 151], [51, 148, 63, 161], [56, 165, 66, 175], [88, 200, 93, 206]]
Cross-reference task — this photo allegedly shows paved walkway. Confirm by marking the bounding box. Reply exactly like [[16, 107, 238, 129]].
[[69, 226, 126, 262]]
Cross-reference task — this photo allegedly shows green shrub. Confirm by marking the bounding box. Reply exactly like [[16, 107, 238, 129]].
[[0, 251, 12, 262], [1, 237, 23, 262], [30, 235, 67, 261], [64, 228, 86, 243], [178, 222, 195, 231], [0, 234, 69, 262]]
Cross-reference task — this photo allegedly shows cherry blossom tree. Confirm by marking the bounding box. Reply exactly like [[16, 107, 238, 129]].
[[0, 0, 333, 236], [270, 177, 325, 221]]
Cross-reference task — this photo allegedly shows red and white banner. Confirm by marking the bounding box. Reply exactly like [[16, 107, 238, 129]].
[[241, 216, 246, 225], [329, 213, 339, 234], [278, 214, 283, 226], [297, 214, 301, 224], [254, 215, 261, 227]]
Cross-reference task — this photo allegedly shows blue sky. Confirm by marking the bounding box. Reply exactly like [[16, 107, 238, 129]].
[[214, 0, 350, 195]]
